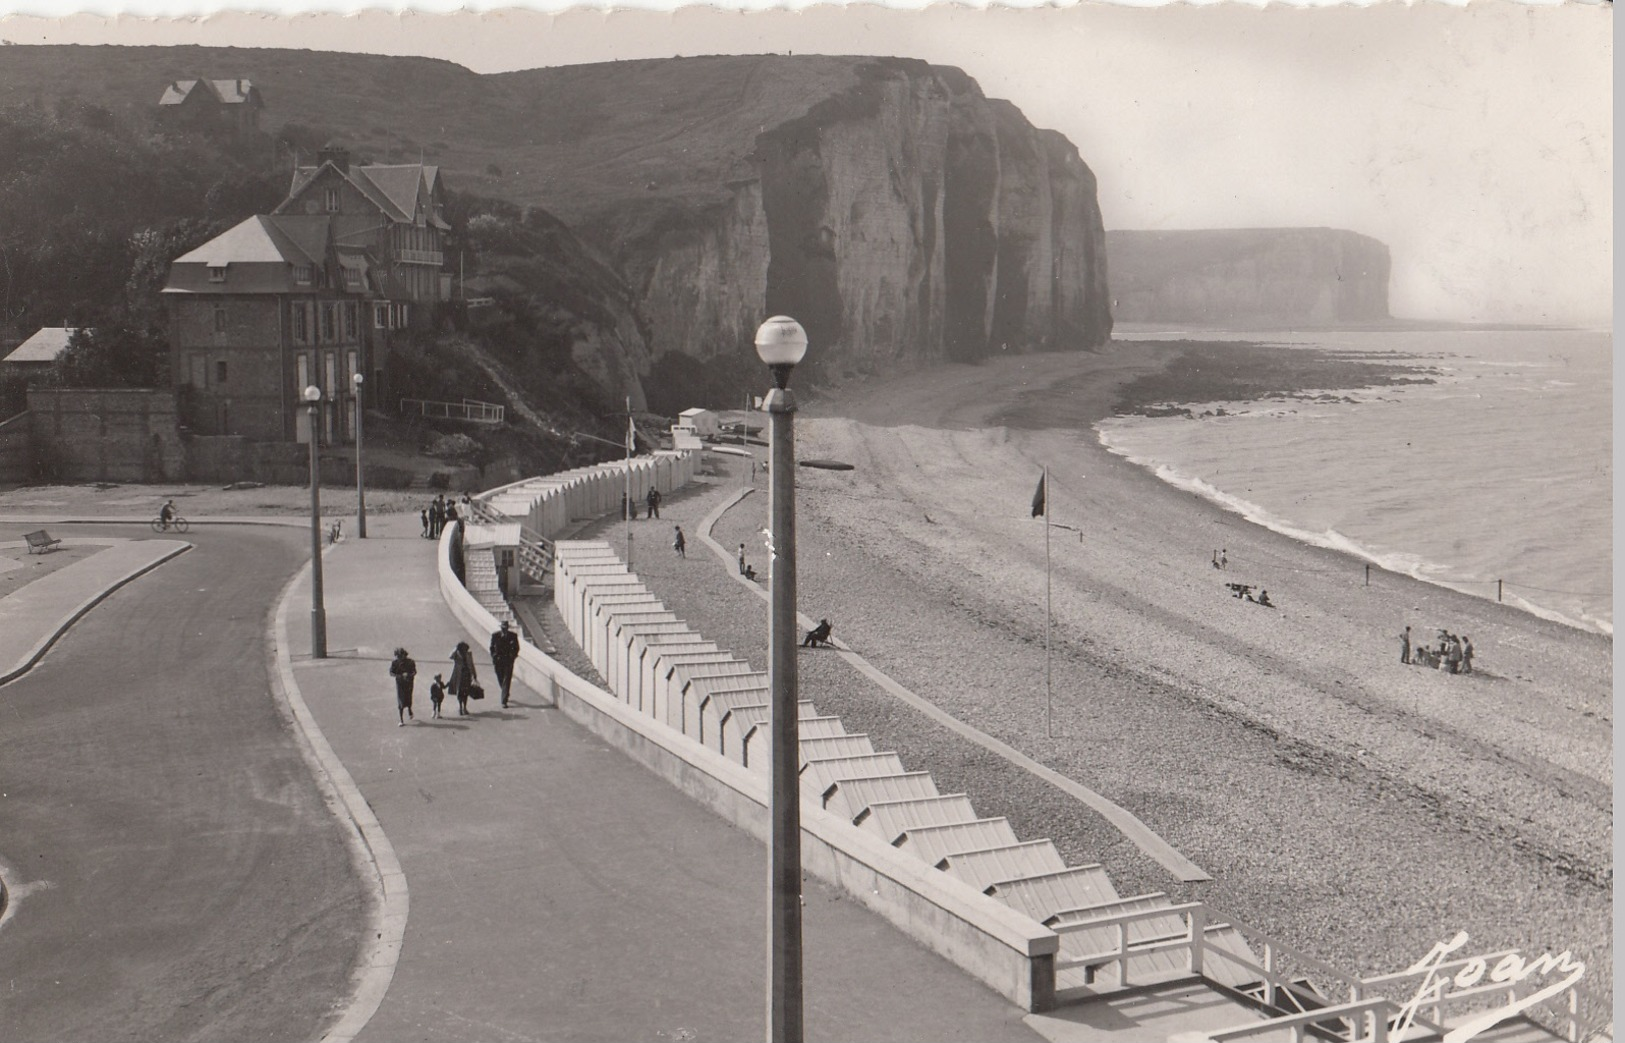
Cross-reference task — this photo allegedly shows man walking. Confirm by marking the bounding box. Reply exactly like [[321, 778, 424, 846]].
[[1400, 625, 1412, 665], [673, 525, 686, 558], [489, 620, 521, 708], [647, 486, 662, 519], [390, 647, 417, 726]]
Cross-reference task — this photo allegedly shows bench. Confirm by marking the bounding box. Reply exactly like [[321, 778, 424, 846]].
[[24, 530, 61, 554]]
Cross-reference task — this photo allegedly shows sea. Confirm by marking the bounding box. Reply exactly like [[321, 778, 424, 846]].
[[1096, 326, 1613, 636]]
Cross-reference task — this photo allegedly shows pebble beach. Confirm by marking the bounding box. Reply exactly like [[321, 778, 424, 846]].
[[609, 340, 1612, 1023]]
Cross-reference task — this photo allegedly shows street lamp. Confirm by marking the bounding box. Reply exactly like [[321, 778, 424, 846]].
[[352, 371, 367, 539], [304, 384, 328, 659], [756, 314, 807, 1043]]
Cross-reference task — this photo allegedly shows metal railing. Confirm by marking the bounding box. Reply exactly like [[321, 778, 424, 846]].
[[399, 398, 505, 424], [466, 497, 553, 583]]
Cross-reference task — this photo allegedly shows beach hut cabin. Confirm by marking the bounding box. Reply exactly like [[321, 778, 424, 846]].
[[678, 408, 719, 438]]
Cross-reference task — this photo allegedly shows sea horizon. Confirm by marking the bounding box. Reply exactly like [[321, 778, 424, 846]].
[[1096, 326, 1612, 636]]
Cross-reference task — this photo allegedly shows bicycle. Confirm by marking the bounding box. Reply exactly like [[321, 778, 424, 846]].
[[151, 514, 190, 533]]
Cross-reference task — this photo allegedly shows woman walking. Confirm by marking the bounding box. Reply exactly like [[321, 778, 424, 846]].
[[449, 640, 479, 716], [390, 647, 417, 726]]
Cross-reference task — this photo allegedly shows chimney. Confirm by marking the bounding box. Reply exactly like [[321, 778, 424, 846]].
[[317, 146, 351, 174]]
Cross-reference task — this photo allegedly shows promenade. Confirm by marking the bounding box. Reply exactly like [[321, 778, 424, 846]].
[[281, 510, 1042, 1042]]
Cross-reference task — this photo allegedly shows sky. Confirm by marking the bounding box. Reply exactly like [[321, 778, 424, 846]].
[[0, 2, 1611, 325]]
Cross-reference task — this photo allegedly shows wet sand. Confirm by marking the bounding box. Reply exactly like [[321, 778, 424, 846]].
[[779, 343, 1610, 1001]]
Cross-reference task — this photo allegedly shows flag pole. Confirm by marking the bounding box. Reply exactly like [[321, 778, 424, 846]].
[[1044, 465, 1053, 739], [625, 395, 633, 569]]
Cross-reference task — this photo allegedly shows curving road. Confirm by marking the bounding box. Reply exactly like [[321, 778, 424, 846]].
[[0, 524, 365, 1042]]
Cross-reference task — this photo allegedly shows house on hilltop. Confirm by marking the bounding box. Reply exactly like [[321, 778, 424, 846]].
[[157, 78, 265, 136], [163, 147, 450, 445]]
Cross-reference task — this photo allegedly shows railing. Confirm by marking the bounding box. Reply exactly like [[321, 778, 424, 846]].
[[1052, 902, 1207, 984], [1175, 997, 1406, 1043], [398, 398, 504, 424], [467, 496, 554, 584], [397, 249, 444, 266]]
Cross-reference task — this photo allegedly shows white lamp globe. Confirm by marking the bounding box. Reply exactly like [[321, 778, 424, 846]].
[[303, 384, 322, 403], [351, 372, 364, 388], [754, 316, 808, 368]]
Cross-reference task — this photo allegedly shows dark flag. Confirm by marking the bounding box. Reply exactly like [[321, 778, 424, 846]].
[[1031, 472, 1046, 517]]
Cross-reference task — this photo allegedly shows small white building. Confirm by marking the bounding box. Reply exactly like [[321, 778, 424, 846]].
[[678, 408, 719, 438], [1, 327, 79, 376]]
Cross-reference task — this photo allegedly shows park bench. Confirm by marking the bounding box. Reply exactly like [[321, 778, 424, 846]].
[[24, 530, 61, 554]]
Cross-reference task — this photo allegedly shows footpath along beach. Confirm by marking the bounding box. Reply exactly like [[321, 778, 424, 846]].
[[700, 341, 1609, 992]]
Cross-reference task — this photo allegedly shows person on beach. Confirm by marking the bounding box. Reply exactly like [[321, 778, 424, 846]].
[[1212, 550, 1221, 569], [673, 525, 686, 557], [390, 648, 417, 726], [420, 507, 430, 539], [1220, 549, 1228, 570], [647, 487, 662, 519], [1446, 635, 1463, 674], [1257, 590, 1273, 608], [1400, 626, 1412, 665], [738, 543, 748, 575], [449, 641, 478, 716], [489, 620, 521, 708], [429, 673, 446, 719], [802, 618, 833, 648], [1462, 636, 1474, 674], [429, 498, 443, 538]]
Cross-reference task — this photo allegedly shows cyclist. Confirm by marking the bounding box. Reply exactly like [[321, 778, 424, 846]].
[[159, 499, 177, 530]]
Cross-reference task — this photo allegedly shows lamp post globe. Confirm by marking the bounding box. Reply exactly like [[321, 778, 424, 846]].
[[303, 384, 327, 658], [758, 314, 806, 1043], [755, 316, 808, 389]]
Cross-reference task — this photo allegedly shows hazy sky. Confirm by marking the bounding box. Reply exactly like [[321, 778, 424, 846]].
[[0, 2, 1611, 325]]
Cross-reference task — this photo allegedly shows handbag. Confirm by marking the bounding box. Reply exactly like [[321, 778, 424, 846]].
[[469, 683, 485, 701]]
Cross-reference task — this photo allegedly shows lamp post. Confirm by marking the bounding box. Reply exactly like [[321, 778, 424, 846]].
[[304, 384, 328, 659], [756, 315, 807, 1043], [352, 371, 367, 538]]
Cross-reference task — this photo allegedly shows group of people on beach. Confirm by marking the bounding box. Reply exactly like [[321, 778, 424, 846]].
[[420, 493, 472, 539], [1401, 626, 1474, 674], [621, 487, 663, 520], [387, 620, 524, 725]]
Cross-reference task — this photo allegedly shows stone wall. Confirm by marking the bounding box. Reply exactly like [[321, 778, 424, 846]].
[[28, 388, 187, 483], [0, 411, 31, 484]]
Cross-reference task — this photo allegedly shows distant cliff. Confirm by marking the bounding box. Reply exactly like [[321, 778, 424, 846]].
[[1106, 229, 1390, 325]]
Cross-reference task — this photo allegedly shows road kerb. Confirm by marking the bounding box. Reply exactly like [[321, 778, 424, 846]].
[[266, 547, 407, 1043]]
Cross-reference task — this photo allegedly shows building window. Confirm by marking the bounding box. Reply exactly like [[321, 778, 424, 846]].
[[296, 352, 310, 391], [215, 360, 228, 384], [208, 265, 226, 283], [396, 303, 410, 328], [325, 187, 339, 213], [320, 303, 337, 343], [373, 303, 388, 329], [294, 265, 312, 285], [213, 305, 227, 332], [343, 302, 358, 341], [292, 302, 309, 344]]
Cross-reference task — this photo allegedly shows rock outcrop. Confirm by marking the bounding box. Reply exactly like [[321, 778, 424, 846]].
[[1106, 228, 1390, 325], [510, 56, 1113, 399]]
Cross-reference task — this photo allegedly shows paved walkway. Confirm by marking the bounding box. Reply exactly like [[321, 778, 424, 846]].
[[285, 512, 1042, 1042], [0, 536, 190, 684]]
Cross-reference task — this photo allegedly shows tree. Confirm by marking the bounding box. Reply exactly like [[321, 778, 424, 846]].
[[55, 326, 167, 388]]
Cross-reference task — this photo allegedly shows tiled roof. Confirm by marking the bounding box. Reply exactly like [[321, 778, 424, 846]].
[[265, 215, 331, 266], [173, 216, 303, 266], [357, 165, 429, 220], [2, 327, 80, 365]]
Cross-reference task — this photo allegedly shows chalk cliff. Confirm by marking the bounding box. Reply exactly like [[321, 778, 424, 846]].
[[1106, 228, 1390, 325], [499, 56, 1113, 401]]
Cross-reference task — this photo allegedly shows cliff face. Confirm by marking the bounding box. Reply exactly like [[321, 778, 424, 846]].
[[563, 57, 1113, 397], [1, 48, 1114, 411], [1107, 228, 1390, 325]]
